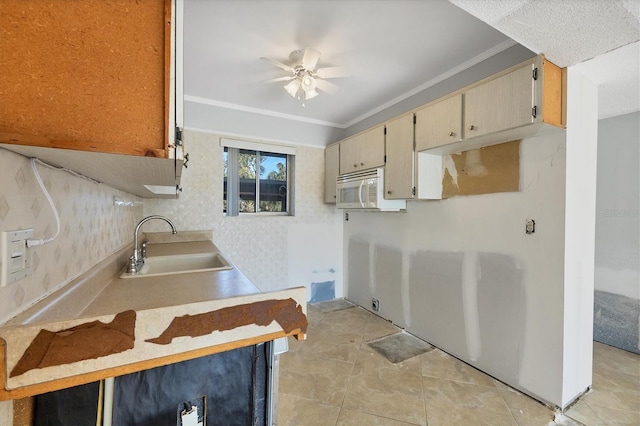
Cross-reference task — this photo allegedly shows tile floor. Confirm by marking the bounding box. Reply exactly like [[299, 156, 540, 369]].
[[277, 301, 640, 425]]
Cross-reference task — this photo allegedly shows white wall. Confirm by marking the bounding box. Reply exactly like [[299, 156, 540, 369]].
[[144, 129, 343, 298], [341, 51, 598, 409], [594, 111, 640, 353], [561, 67, 598, 407], [185, 99, 345, 148], [344, 131, 569, 406]]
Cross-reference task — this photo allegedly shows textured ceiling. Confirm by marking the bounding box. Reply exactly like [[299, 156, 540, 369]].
[[449, 0, 640, 67], [450, 0, 640, 119], [184, 0, 640, 128], [573, 41, 640, 120]]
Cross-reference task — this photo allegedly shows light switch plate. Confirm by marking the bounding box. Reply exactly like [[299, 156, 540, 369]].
[[1, 229, 33, 287]]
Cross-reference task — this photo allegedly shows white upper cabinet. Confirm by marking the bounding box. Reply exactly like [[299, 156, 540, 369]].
[[339, 125, 385, 175], [464, 63, 535, 139], [415, 94, 463, 151], [324, 143, 340, 203], [384, 114, 415, 199]]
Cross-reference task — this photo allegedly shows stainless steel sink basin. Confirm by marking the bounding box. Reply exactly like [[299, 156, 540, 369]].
[[120, 252, 233, 279]]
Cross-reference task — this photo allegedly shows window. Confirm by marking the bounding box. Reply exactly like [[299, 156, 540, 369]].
[[222, 139, 295, 216]]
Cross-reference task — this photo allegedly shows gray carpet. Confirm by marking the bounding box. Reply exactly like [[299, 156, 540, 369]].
[[310, 298, 356, 313], [368, 332, 434, 363]]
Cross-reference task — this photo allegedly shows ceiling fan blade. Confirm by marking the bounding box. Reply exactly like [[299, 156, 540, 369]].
[[316, 78, 339, 95], [260, 56, 294, 72], [263, 76, 295, 83], [301, 47, 321, 70], [315, 67, 349, 79]]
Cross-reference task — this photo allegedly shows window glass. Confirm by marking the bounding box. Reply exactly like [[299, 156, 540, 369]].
[[259, 152, 287, 212], [238, 149, 257, 213], [223, 147, 292, 216], [223, 148, 228, 213]]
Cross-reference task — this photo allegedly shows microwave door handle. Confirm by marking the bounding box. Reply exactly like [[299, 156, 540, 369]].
[[358, 180, 365, 207]]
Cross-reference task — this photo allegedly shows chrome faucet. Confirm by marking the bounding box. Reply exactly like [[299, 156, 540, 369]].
[[126, 215, 177, 274]]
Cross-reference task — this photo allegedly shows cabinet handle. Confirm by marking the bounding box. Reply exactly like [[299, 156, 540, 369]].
[[353, 164, 357, 168], [449, 131, 455, 137], [469, 125, 476, 131], [360, 162, 364, 166], [387, 190, 392, 194]]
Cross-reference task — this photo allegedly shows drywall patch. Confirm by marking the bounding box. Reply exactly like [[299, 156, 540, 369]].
[[146, 299, 307, 345], [442, 140, 521, 198], [375, 245, 405, 327], [476, 253, 525, 384], [347, 238, 372, 308], [10, 310, 136, 378], [408, 251, 468, 357], [309, 280, 335, 303], [594, 290, 640, 354]]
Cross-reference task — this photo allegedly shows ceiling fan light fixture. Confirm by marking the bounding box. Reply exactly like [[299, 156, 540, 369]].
[[263, 47, 345, 105], [284, 79, 301, 98], [301, 75, 317, 92], [305, 89, 319, 100]]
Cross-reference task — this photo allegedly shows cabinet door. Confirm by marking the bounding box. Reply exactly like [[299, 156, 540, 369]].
[[359, 125, 386, 170], [0, 0, 172, 157], [339, 136, 360, 175], [464, 63, 535, 139], [415, 94, 462, 151], [384, 114, 415, 199], [324, 143, 340, 203]]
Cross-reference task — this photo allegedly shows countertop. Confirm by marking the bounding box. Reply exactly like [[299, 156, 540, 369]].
[[0, 232, 307, 399]]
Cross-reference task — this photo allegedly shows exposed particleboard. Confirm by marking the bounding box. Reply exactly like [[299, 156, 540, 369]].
[[0, 0, 169, 156], [442, 140, 520, 198], [543, 58, 564, 128]]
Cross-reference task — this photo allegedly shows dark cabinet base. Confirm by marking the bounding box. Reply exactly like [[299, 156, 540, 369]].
[[33, 343, 269, 426]]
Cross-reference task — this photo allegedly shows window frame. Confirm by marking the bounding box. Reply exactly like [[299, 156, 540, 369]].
[[222, 138, 296, 217]]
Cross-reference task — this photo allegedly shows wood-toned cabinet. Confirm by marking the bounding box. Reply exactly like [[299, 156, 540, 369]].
[[415, 94, 462, 151], [0, 0, 184, 198], [412, 55, 563, 156], [328, 54, 564, 202], [339, 125, 385, 175], [464, 63, 535, 139], [324, 143, 340, 203], [384, 114, 415, 199]]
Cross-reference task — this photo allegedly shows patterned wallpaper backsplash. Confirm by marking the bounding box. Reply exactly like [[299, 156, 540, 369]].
[[144, 130, 343, 295], [0, 148, 142, 325]]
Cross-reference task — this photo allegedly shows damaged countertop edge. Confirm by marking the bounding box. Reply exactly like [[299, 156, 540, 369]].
[[0, 230, 309, 397], [0, 286, 308, 393]]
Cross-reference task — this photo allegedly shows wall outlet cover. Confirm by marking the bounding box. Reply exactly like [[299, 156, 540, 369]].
[[1, 229, 33, 287], [525, 219, 535, 234]]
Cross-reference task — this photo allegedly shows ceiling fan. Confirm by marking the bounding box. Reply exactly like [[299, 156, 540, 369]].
[[261, 47, 348, 105]]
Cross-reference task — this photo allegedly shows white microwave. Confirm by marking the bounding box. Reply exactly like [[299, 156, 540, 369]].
[[336, 168, 406, 211]]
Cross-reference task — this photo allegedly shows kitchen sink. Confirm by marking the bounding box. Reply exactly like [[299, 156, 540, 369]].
[[120, 252, 233, 279]]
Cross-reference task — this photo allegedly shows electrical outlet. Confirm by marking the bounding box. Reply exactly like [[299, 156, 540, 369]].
[[1, 229, 33, 287], [372, 298, 380, 312], [525, 219, 535, 235]]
